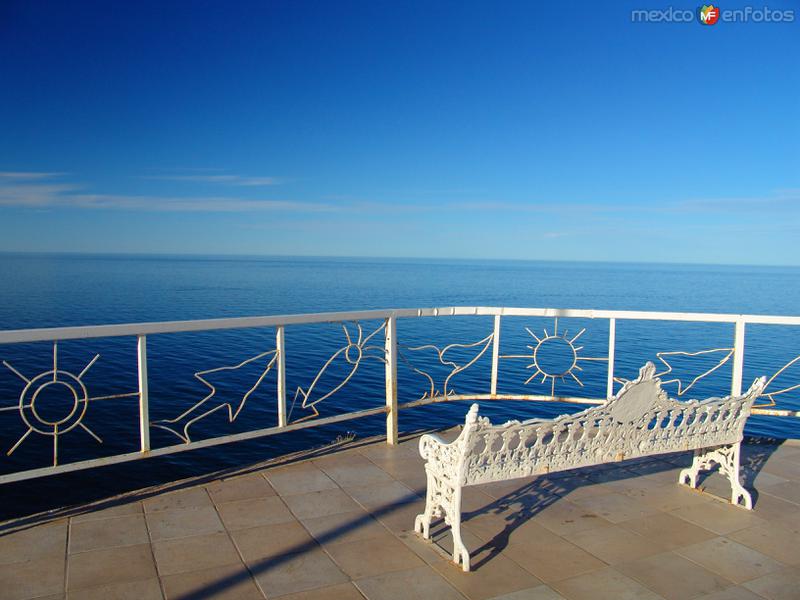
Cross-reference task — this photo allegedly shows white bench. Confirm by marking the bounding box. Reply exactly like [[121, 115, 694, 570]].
[[413, 362, 766, 571]]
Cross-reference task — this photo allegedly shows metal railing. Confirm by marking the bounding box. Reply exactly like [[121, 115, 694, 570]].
[[0, 306, 798, 484]]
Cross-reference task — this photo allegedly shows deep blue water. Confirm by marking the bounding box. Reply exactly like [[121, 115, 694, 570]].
[[0, 254, 798, 516]]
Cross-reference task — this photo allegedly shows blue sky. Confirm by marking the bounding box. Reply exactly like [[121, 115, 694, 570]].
[[0, 1, 798, 264]]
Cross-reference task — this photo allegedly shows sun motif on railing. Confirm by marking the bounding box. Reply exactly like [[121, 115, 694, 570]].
[[501, 318, 607, 396], [2, 343, 103, 466]]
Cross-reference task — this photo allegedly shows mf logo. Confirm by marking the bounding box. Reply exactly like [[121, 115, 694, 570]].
[[699, 5, 720, 24]]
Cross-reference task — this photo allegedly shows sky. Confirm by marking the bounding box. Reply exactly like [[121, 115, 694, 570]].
[[0, 1, 798, 265]]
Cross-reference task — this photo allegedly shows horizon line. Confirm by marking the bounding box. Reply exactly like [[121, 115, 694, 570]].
[[0, 250, 797, 269]]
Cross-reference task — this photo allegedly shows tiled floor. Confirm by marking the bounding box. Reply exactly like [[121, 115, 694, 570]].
[[0, 433, 799, 600]]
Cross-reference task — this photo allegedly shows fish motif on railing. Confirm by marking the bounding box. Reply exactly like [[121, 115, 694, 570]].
[[289, 321, 386, 423], [151, 349, 279, 443], [757, 354, 800, 409], [399, 333, 494, 400]]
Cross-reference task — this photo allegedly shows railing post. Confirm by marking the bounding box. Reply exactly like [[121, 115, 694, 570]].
[[385, 316, 398, 445], [731, 318, 745, 396], [491, 315, 501, 395], [276, 326, 287, 427], [606, 318, 616, 400], [137, 335, 150, 453]]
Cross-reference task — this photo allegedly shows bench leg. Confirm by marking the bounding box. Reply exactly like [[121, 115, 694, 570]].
[[414, 470, 439, 540], [679, 443, 752, 509], [414, 471, 471, 572]]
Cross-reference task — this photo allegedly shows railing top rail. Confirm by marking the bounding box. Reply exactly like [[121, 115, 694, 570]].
[[1, 306, 799, 344]]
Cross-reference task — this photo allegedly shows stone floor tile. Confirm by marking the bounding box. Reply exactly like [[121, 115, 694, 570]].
[[355, 564, 465, 600], [277, 581, 366, 600], [617, 551, 733, 600], [761, 457, 800, 481], [69, 514, 149, 554], [344, 481, 419, 511], [670, 500, 768, 535], [66, 577, 163, 600], [564, 524, 665, 564], [143, 487, 213, 513], [71, 501, 144, 523], [153, 531, 242, 576], [749, 493, 799, 521], [250, 548, 348, 597], [146, 506, 225, 541], [742, 565, 800, 600], [396, 530, 453, 565], [433, 553, 541, 600], [571, 492, 659, 524], [0, 555, 65, 600], [282, 488, 363, 520], [371, 500, 427, 534], [429, 525, 485, 561], [231, 521, 317, 563], [265, 463, 339, 496], [726, 519, 800, 565], [635, 483, 714, 512], [487, 585, 566, 600], [67, 543, 157, 591], [325, 533, 425, 579], [618, 512, 717, 551], [301, 510, 389, 546], [552, 566, 661, 600], [462, 511, 518, 543], [676, 536, 783, 584], [314, 461, 395, 489], [0, 520, 67, 565], [216, 496, 295, 530], [503, 536, 605, 583], [761, 480, 800, 505], [531, 499, 613, 536], [161, 563, 263, 600], [695, 586, 767, 600], [206, 474, 276, 504]]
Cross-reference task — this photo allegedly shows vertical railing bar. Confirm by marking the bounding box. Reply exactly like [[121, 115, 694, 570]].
[[385, 316, 398, 445], [606, 318, 616, 400], [731, 318, 745, 396], [491, 315, 501, 395], [137, 335, 151, 453], [276, 326, 287, 427]]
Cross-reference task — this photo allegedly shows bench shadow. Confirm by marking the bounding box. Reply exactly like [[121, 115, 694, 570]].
[[431, 437, 787, 570]]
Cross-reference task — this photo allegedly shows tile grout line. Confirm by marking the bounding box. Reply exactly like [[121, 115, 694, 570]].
[[141, 499, 168, 600], [63, 516, 71, 598], [209, 484, 273, 599]]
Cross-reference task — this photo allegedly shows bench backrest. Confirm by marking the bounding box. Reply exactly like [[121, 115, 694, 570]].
[[456, 362, 766, 486]]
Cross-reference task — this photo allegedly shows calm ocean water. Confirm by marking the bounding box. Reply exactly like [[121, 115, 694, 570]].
[[0, 253, 798, 516]]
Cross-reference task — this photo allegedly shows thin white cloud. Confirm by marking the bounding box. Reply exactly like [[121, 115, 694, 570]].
[[0, 172, 331, 212], [0, 171, 66, 180], [142, 174, 284, 186]]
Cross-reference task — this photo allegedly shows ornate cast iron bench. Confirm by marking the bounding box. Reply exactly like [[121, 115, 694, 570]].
[[414, 362, 766, 572]]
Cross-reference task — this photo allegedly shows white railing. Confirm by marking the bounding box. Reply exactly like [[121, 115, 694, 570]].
[[0, 306, 798, 484]]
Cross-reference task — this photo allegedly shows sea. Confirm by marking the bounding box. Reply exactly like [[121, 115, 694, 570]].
[[0, 253, 798, 517]]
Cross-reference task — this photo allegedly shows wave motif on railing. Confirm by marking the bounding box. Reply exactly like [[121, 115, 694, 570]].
[[289, 321, 386, 423], [501, 318, 607, 395], [399, 333, 494, 400], [2, 343, 118, 466], [151, 349, 279, 443]]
